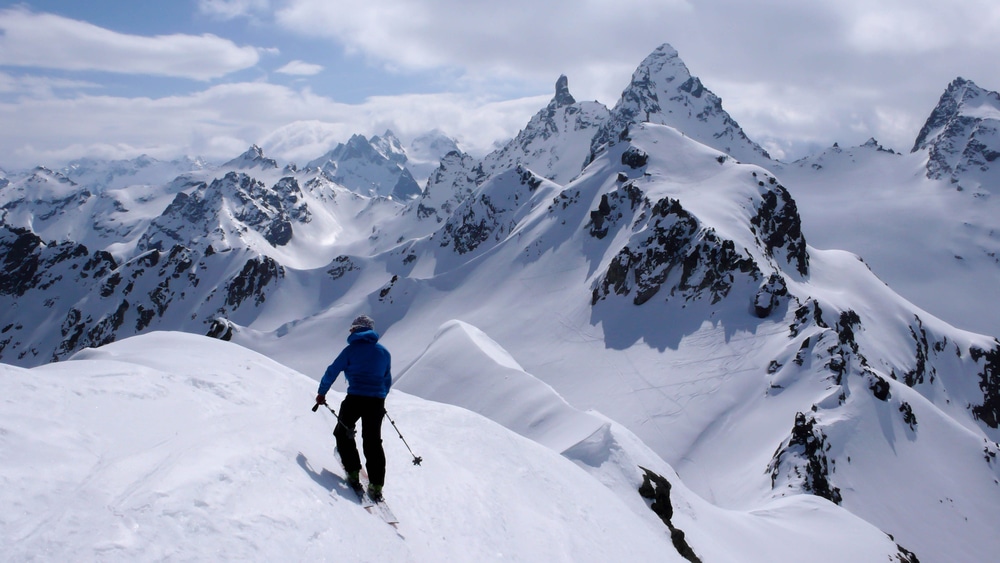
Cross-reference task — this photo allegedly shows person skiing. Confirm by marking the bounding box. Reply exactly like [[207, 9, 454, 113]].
[[315, 314, 392, 501]]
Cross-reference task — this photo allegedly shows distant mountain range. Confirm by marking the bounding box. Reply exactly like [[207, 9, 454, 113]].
[[3, 43, 1000, 562]]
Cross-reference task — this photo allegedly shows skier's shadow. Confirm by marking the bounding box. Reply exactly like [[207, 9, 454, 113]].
[[296, 452, 360, 503]]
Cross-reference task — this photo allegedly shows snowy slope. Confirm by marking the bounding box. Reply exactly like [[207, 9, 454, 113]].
[[1, 331, 915, 562], [780, 137, 1000, 338]]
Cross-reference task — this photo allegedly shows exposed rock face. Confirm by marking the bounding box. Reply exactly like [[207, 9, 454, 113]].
[[749, 174, 809, 276], [553, 74, 576, 106], [437, 166, 547, 257], [413, 151, 486, 226], [970, 342, 1000, 428], [637, 467, 701, 563], [140, 172, 308, 252], [592, 193, 761, 306], [768, 412, 843, 505], [0, 217, 284, 364]]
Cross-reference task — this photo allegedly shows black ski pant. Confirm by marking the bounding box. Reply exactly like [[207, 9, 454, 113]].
[[334, 394, 387, 486]]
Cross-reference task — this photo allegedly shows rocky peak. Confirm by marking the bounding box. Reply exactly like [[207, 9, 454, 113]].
[[911, 77, 1000, 188], [553, 75, 576, 107], [861, 138, 896, 154], [590, 43, 770, 166], [370, 130, 408, 167], [480, 74, 609, 185], [224, 145, 278, 170], [306, 134, 420, 200]]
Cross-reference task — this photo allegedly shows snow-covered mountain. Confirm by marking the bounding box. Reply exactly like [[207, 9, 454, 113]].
[[4, 43, 1000, 561], [779, 78, 1000, 338], [912, 77, 1000, 193], [590, 43, 771, 167], [305, 131, 422, 201]]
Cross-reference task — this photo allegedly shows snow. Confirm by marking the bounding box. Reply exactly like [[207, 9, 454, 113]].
[[780, 143, 1000, 338], [1, 331, 911, 562], [0, 332, 669, 561]]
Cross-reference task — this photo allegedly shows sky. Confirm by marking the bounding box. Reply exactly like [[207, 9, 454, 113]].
[[0, 0, 998, 170]]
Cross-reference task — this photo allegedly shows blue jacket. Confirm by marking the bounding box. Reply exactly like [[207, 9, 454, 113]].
[[318, 329, 392, 399]]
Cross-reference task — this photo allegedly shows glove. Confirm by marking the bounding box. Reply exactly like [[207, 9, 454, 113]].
[[316, 394, 326, 405]]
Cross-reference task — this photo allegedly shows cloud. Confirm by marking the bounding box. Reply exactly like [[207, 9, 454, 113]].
[[0, 71, 102, 97], [198, 0, 271, 21], [0, 79, 544, 169], [276, 60, 324, 76], [274, 0, 692, 101], [0, 8, 259, 80]]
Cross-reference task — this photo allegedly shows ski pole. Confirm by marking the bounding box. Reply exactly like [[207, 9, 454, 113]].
[[312, 402, 356, 438], [384, 409, 423, 466]]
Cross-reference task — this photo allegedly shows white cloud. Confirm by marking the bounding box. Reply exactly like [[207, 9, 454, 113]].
[[276, 60, 324, 76], [837, 0, 1000, 53], [0, 71, 102, 97], [0, 80, 543, 169], [274, 0, 692, 103], [0, 8, 259, 80], [198, 0, 271, 20]]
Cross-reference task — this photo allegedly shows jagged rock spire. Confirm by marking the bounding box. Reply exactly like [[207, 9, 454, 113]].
[[553, 75, 576, 107]]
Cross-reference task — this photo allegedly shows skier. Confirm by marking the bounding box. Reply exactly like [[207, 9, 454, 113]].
[[315, 315, 392, 502]]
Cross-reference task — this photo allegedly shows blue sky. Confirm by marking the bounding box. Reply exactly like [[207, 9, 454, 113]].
[[1, 0, 998, 170]]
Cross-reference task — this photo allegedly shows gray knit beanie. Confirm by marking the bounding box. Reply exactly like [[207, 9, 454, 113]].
[[350, 315, 375, 333]]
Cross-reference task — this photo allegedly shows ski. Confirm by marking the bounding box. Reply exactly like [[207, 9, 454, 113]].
[[357, 468, 399, 527]]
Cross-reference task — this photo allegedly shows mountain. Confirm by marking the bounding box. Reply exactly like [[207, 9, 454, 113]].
[[4, 44, 1000, 561], [0, 146, 405, 365], [305, 131, 422, 201], [912, 77, 1000, 193], [780, 78, 1000, 338], [590, 43, 771, 167], [388, 75, 609, 241], [223, 144, 279, 170], [62, 154, 210, 192], [482, 75, 611, 185]]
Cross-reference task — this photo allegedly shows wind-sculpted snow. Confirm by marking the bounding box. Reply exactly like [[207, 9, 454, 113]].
[[396, 320, 606, 453]]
